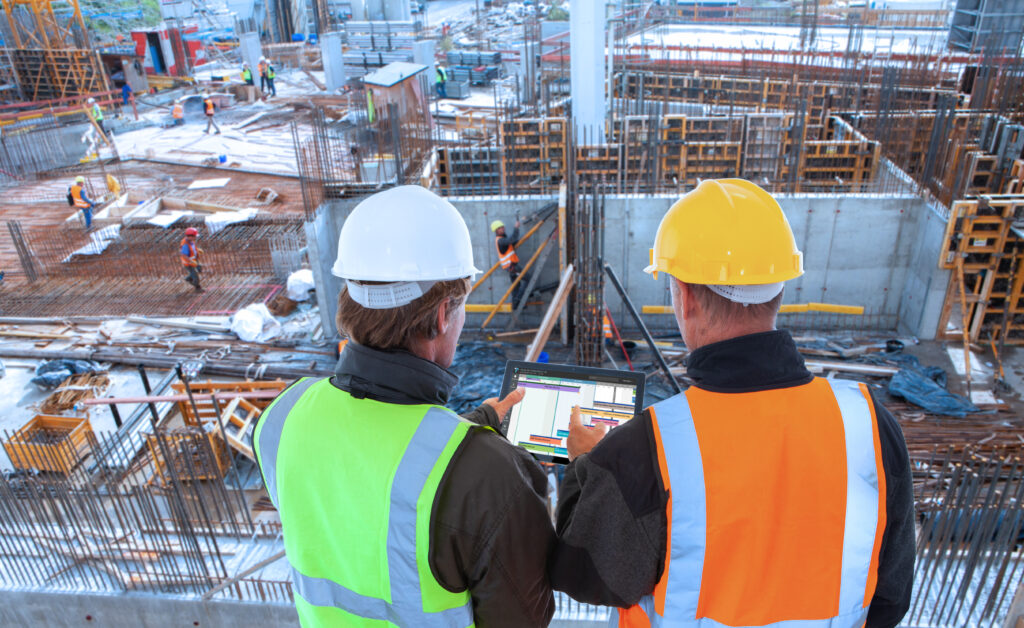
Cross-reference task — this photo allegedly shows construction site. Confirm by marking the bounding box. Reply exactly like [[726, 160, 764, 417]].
[[0, 0, 1022, 624]]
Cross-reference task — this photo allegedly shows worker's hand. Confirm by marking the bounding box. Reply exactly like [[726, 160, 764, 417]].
[[515, 218, 521, 228], [482, 387, 525, 420], [567, 405, 608, 462]]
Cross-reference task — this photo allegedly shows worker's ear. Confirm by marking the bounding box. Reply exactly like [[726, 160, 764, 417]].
[[436, 297, 449, 335]]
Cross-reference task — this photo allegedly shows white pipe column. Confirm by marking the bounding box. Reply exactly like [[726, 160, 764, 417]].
[[570, 0, 607, 143]]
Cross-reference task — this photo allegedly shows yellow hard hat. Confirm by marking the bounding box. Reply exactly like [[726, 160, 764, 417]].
[[490, 220, 505, 233], [644, 179, 803, 284], [75, 176, 85, 184]]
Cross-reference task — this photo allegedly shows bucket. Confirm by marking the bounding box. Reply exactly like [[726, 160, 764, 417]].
[[218, 155, 227, 163]]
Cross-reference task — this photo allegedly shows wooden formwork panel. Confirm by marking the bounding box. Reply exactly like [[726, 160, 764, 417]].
[[681, 142, 741, 185], [938, 195, 1024, 343], [685, 117, 743, 143], [3, 415, 92, 474], [146, 428, 230, 486], [575, 145, 620, 177], [172, 380, 286, 427], [787, 140, 880, 190]]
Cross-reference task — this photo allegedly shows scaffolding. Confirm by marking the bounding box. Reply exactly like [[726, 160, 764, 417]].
[[0, 0, 109, 100]]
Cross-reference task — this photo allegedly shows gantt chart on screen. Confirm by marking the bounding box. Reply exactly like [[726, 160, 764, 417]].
[[506, 369, 638, 457]]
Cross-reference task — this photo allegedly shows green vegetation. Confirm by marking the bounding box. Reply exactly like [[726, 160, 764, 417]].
[[439, 35, 455, 52], [547, 0, 569, 21]]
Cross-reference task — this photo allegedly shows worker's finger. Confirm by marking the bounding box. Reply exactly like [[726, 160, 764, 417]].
[[481, 387, 526, 419], [568, 405, 582, 428]]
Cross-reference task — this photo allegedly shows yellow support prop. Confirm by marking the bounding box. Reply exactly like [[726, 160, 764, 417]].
[[641, 303, 865, 315], [466, 304, 512, 313]]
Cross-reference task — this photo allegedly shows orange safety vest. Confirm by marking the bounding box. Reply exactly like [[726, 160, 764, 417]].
[[258, 61, 267, 77], [618, 378, 886, 628], [204, 98, 214, 115], [603, 315, 613, 339], [495, 236, 519, 270], [180, 237, 199, 267], [172, 103, 184, 119], [70, 183, 90, 209]]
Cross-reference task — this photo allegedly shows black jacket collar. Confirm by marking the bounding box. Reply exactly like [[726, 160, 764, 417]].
[[684, 330, 813, 393], [332, 342, 458, 406]]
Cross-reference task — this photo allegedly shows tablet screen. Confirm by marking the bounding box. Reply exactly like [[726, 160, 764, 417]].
[[502, 362, 643, 460]]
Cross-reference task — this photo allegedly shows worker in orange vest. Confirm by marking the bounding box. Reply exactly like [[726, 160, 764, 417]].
[[171, 99, 184, 126], [180, 226, 204, 291], [68, 175, 95, 230], [258, 56, 269, 92], [202, 93, 221, 135], [491, 217, 530, 308], [551, 180, 914, 627]]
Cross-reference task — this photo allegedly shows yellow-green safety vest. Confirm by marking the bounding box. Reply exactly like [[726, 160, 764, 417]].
[[253, 377, 475, 627]]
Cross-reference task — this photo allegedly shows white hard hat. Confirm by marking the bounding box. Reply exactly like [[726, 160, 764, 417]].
[[332, 185, 480, 309], [88, 97, 96, 103]]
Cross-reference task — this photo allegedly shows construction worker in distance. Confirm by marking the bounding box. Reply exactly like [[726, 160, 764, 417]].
[[252, 186, 555, 627], [265, 59, 277, 97], [69, 175, 96, 230], [550, 179, 915, 627], [241, 61, 254, 86], [258, 56, 269, 92], [171, 99, 185, 126], [491, 218, 531, 308], [87, 97, 106, 137], [435, 63, 448, 99], [202, 93, 221, 135], [180, 227, 203, 292]]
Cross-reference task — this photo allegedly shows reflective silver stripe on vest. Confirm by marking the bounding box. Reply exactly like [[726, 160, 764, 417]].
[[619, 380, 880, 628], [259, 390, 473, 626], [254, 377, 321, 507]]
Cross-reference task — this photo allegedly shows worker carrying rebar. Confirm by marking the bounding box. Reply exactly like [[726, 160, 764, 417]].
[[68, 175, 95, 230], [253, 186, 555, 627], [551, 179, 914, 627], [241, 62, 254, 86], [87, 97, 105, 136], [491, 218, 531, 308], [180, 227, 203, 292], [202, 93, 221, 135], [171, 99, 184, 126], [435, 63, 448, 99]]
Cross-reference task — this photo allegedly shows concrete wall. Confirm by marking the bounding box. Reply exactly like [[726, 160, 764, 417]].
[[309, 191, 950, 340]]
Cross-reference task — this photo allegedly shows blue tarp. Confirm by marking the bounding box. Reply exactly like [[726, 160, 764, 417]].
[[878, 353, 981, 417], [31, 359, 103, 389]]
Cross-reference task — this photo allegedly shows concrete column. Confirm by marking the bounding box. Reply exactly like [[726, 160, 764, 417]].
[[321, 31, 347, 91], [570, 0, 606, 143], [412, 40, 435, 66], [384, 0, 412, 21], [519, 42, 536, 104], [239, 31, 262, 76], [365, 0, 385, 21], [349, 0, 368, 21]]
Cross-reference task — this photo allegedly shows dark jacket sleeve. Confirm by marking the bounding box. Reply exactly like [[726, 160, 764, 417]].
[[430, 417, 555, 627], [866, 396, 915, 627], [549, 411, 667, 607], [496, 226, 520, 255]]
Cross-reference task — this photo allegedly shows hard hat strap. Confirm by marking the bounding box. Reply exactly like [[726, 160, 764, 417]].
[[346, 280, 437, 309]]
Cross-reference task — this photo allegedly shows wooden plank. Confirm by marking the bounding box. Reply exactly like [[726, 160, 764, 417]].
[[525, 265, 574, 362]]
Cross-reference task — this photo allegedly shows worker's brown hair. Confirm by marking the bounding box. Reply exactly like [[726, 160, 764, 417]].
[[682, 282, 783, 325], [336, 278, 471, 351]]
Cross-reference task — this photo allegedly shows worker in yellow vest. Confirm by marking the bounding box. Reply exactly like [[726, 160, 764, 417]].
[[491, 217, 531, 308], [202, 93, 221, 135], [87, 97, 106, 137], [241, 62, 254, 85], [253, 186, 555, 626], [551, 179, 914, 627], [265, 60, 277, 97]]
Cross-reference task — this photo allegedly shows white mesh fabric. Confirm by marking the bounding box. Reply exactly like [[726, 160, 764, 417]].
[[706, 282, 784, 305], [346, 280, 437, 309]]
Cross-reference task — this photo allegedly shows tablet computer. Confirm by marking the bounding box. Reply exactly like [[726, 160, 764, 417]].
[[499, 360, 646, 464]]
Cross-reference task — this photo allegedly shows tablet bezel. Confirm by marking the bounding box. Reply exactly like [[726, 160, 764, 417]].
[[498, 360, 647, 464]]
